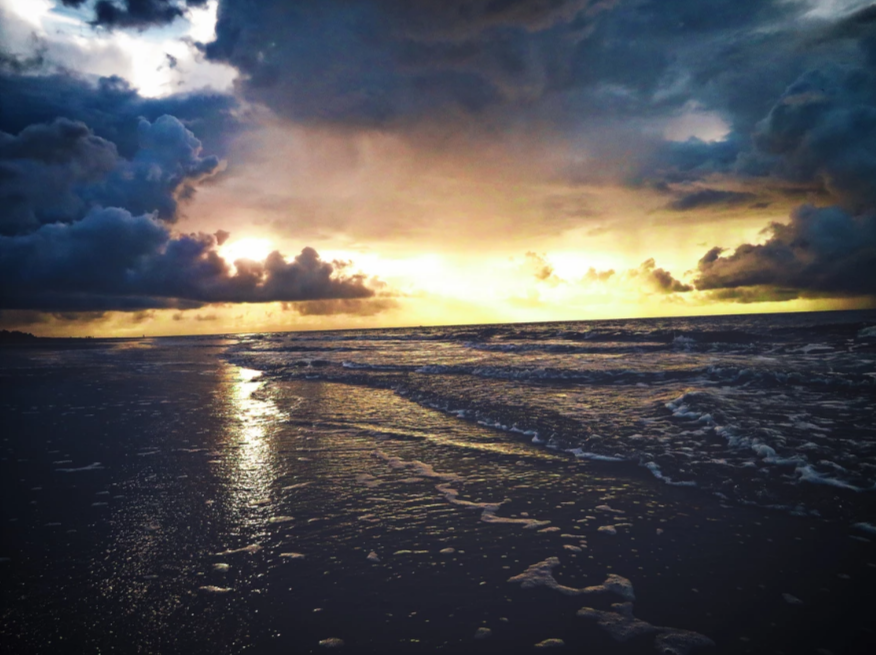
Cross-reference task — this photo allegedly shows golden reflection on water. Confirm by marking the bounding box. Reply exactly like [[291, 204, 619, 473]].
[[221, 366, 284, 524]]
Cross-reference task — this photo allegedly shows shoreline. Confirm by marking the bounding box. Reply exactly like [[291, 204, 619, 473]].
[[1, 336, 874, 653]]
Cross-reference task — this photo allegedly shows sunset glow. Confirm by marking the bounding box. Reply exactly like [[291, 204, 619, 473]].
[[219, 238, 274, 266], [1, 0, 875, 337]]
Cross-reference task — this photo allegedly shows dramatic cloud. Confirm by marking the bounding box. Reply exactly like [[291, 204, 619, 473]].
[[199, 0, 653, 126], [0, 72, 240, 159], [0, 115, 221, 235], [0, 208, 374, 311], [748, 65, 876, 212], [633, 259, 692, 294], [695, 204, 876, 298], [666, 188, 757, 212], [64, 0, 207, 30]]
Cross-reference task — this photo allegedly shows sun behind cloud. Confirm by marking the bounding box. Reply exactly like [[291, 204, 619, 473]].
[[219, 237, 274, 265]]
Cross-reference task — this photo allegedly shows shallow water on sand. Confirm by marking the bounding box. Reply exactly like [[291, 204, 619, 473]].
[[1, 319, 875, 654]]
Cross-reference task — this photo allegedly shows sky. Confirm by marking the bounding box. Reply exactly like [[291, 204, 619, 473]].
[[1, 0, 875, 336]]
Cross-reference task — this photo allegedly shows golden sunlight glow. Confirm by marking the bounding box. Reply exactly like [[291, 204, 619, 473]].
[[223, 366, 283, 523], [220, 238, 274, 265]]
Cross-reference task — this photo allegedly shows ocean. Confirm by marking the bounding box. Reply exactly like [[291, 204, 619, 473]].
[[2, 310, 875, 654]]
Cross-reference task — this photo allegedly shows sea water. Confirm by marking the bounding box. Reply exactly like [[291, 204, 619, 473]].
[[1, 310, 875, 653]]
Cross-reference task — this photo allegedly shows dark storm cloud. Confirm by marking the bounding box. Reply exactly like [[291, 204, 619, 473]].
[[202, 0, 808, 129], [0, 72, 240, 159], [0, 208, 374, 311], [0, 115, 221, 235], [748, 65, 876, 213], [635, 259, 692, 294], [695, 205, 876, 298], [64, 1, 207, 30], [201, 0, 687, 126], [684, 60, 876, 300], [666, 189, 756, 212]]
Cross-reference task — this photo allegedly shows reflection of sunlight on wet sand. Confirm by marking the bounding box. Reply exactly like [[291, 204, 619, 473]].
[[223, 366, 283, 524]]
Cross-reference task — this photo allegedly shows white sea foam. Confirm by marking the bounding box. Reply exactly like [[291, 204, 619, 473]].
[[367, 551, 380, 562], [355, 474, 382, 488], [318, 637, 344, 648], [199, 586, 231, 593], [852, 522, 876, 535], [654, 630, 716, 655], [642, 462, 697, 487], [280, 552, 305, 559], [508, 557, 586, 595], [795, 465, 862, 491], [567, 448, 624, 462], [267, 516, 294, 524], [579, 601, 713, 654], [217, 544, 262, 555], [474, 627, 492, 639], [594, 504, 624, 514], [508, 559, 633, 600], [576, 605, 661, 642], [372, 451, 463, 481], [436, 483, 550, 529], [534, 638, 565, 648], [56, 462, 103, 472], [581, 574, 635, 601]]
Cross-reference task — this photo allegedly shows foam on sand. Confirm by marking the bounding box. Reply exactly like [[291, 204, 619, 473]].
[[508, 558, 631, 597], [355, 474, 382, 489], [216, 544, 262, 555], [577, 584, 713, 654], [372, 451, 463, 482], [436, 483, 550, 529], [582, 574, 635, 601], [534, 638, 565, 648], [852, 522, 876, 535], [576, 605, 661, 642], [654, 631, 716, 655], [56, 462, 103, 473]]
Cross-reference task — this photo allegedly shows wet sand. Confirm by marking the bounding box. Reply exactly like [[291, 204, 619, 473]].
[[1, 339, 875, 654]]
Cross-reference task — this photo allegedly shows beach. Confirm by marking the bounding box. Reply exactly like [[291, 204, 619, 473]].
[[2, 311, 876, 654]]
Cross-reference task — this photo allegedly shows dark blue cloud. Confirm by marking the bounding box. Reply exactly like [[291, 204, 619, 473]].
[[666, 189, 757, 212], [695, 205, 876, 297], [0, 72, 241, 159], [0, 115, 221, 235], [0, 208, 374, 311], [62, 0, 207, 29]]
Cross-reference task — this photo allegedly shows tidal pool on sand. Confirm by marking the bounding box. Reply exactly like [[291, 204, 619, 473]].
[[1, 313, 875, 653]]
